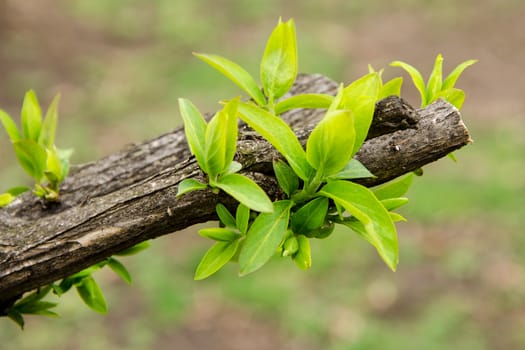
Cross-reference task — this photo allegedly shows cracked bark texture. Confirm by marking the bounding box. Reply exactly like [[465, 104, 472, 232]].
[[0, 73, 471, 309]]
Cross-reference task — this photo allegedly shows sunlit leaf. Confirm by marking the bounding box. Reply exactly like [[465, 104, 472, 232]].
[[214, 173, 273, 213], [38, 93, 60, 148], [442, 59, 478, 90], [0, 109, 21, 141], [236, 204, 250, 234], [379, 77, 403, 99], [435, 88, 466, 109], [115, 241, 151, 256], [199, 227, 239, 242], [426, 54, 443, 104], [21, 90, 42, 141], [194, 53, 266, 106], [381, 197, 409, 211], [273, 159, 299, 197], [13, 139, 47, 181], [260, 18, 298, 101], [373, 173, 414, 200], [390, 60, 427, 107], [327, 159, 375, 180], [0, 193, 15, 207], [195, 239, 240, 280], [176, 178, 208, 197], [274, 93, 333, 115], [239, 200, 293, 276], [293, 235, 312, 270], [178, 98, 208, 172]]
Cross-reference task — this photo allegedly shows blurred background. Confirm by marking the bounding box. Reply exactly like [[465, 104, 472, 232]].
[[0, 0, 524, 349]]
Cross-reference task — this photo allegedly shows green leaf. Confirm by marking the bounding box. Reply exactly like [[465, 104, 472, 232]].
[[306, 110, 355, 176], [274, 94, 333, 115], [194, 239, 240, 280], [381, 197, 409, 211], [57, 148, 73, 180], [0, 193, 15, 207], [327, 159, 375, 180], [0, 109, 21, 141], [194, 53, 266, 106], [328, 84, 345, 112], [75, 276, 108, 314], [293, 235, 312, 270], [45, 146, 64, 184], [238, 102, 312, 180], [390, 60, 427, 107], [373, 173, 414, 200], [176, 178, 208, 197], [178, 98, 208, 172], [320, 180, 398, 271], [7, 309, 25, 329], [282, 234, 299, 256], [214, 173, 273, 213], [216, 203, 237, 228], [21, 90, 42, 141], [291, 197, 329, 235], [115, 241, 150, 256], [204, 99, 239, 178], [442, 59, 478, 90], [273, 159, 299, 197], [38, 93, 60, 148], [435, 88, 466, 109], [224, 160, 242, 175], [8, 186, 30, 196], [236, 204, 250, 234], [426, 54, 443, 104], [107, 257, 132, 285], [239, 200, 293, 276], [390, 212, 407, 222], [13, 139, 47, 181], [199, 227, 239, 241], [260, 18, 298, 101], [379, 77, 403, 99]]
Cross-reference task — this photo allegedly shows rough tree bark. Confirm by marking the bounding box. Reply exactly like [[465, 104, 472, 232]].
[[0, 74, 471, 310]]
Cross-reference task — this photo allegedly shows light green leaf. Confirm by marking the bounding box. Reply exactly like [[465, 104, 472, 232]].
[[224, 161, 242, 175], [21, 90, 42, 141], [390, 60, 427, 107], [115, 241, 151, 256], [214, 173, 273, 213], [38, 93, 60, 148], [442, 59, 478, 90], [195, 239, 240, 280], [381, 197, 409, 211], [373, 174, 414, 200], [13, 139, 47, 181], [282, 233, 299, 256], [176, 178, 208, 197], [327, 159, 375, 180], [239, 200, 293, 276], [260, 18, 297, 101], [216, 203, 237, 228], [273, 159, 299, 197], [293, 235, 312, 270], [8, 186, 30, 196], [379, 77, 403, 99], [57, 148, 73, 180], [0, 109, 21, 141], [179, 98, 208, 172], [320, 180, 398, 271], [0, 193, 15, 207], [435, 88, 466, 109], [107, 257, 132, 285], [426, 54, 443, 104], [75, 276, 108, 314], [45, 146, 63, 184], [205, 99, 239, 178], [328, 84, 345, 112], [194, 53, 266, 106], [390, 212, 407, 222], [199, 227, 239, 242], [236, 204, 250, 234], [238, 102, 312, 180], [306, 110, 355, 176], [291, 197, 328, 235], [274, 94, 333, 115]]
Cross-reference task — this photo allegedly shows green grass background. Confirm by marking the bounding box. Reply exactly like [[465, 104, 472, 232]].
[[1, 0, 524, 349]]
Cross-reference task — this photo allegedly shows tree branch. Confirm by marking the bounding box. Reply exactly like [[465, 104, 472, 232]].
[[0, 74, 471, 309]]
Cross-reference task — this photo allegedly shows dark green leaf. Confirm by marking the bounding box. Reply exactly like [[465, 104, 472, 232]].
[[21, 90, 42, 141], [260, 18, 297, 101], [13, 139, 47, 180], [7, 309, 25, 329], [116, 241, 151, 256], [216, 203, 237, 228], [293, 235, 312, 270], [373, 174, 414, 200], [214, 173, 273, 213], [238, 102, 312, 180], [176, 178, 208, 197], [273, 159, 299, 197], [7, 186, 30, 196], [194, 239, 240, 280], [38, 93, 60, 148], [75, 276, 108, 314], [107, 257, 132, 285], [239, 200, 293, 276], [236, 204, 250, 234], [0, 109, 21, 141], [291, 197, 329, 235], [274, 94, 333, 115], [179, 98, 208, 172], [327, 159, 375, 180], [194, 53, 266, 106], [15, 301, 58, 315], [199, 227, 240, 241], [320, 180, 398, 271]]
